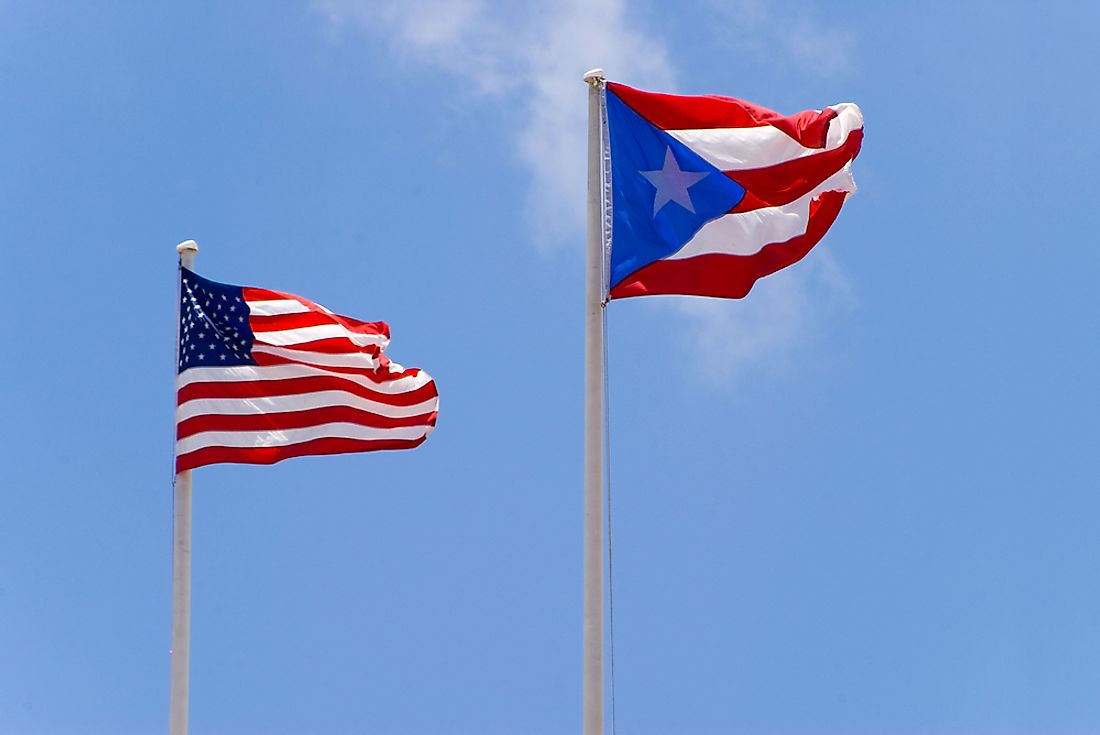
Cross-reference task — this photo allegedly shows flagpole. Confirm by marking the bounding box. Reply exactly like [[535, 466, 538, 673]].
[[582, 68, 606, 735], [170, 239, 198, 735]]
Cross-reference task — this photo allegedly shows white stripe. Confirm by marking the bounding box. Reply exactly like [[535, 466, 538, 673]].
[[666, 102, 863, 172], [825, 103, 863, 149], [176, 362, 433, 395], [246, 299, 310, 316], [250, 345, 383, 370], [177, 390, 438, 422], [253, 323, 387, 348], [667, 165, 855, 260], [176, 422, 433, 455]]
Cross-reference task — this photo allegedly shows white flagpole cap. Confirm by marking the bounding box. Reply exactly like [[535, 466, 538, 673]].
[[582, 68, 605, 84], [176, 240, 199, 270]]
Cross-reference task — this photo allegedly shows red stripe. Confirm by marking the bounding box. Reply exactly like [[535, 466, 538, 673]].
[[249, 311, 389, 337], [609, 190, 846, 300], [176, 436, 430, 472], [608, 82, 838, 147], [728, 129, 863, 213], [178, 374, 439, 406], [241, 286, 289, 301], [177, 408, 438, 440], [251, 350, 424, 382]]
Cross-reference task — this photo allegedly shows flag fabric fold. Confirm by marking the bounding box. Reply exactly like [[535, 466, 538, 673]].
[[175, 268, 438, 472], [604, 82, 863, 300]]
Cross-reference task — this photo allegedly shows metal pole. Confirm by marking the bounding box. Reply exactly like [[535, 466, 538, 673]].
[[170, 240, 198, 735], [582, 68, 606, 735]]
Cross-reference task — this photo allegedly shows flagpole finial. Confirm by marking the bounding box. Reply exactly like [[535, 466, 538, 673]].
[[176, 240, 198, 270], [583, 68, 605, 85]]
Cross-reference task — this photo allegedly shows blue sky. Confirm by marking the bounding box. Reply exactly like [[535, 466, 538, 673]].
[[2, 1, 1099, 734]]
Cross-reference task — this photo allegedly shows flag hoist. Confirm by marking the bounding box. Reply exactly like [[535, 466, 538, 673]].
[[581, 70, 862, 734]]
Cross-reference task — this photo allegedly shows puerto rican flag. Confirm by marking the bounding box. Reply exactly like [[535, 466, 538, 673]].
[[605, 82, 863, 300]]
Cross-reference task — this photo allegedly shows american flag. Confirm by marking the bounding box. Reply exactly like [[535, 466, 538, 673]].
[[175, 268, 438, 472]]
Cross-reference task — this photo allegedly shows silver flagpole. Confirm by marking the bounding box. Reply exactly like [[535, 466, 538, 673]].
[[582, 68, 606, 735], [170, 239, 198, 735]]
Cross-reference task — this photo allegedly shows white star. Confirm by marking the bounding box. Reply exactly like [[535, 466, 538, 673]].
[[219, 354, 227, 360], [640, 147, 709, 216], [198, 353, 205, 360]]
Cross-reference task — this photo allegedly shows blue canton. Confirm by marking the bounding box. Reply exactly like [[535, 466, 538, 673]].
[[178, 267, 257, 374]]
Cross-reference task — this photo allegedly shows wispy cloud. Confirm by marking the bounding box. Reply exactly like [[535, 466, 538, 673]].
[[313, 0, 673, 247], [668, 250, 856, 388], [709, 0, 855, 78], [313, 0, 858, 384]]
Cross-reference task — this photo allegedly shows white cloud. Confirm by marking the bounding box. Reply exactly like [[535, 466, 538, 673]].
[[668, 249, 856, 388], [314, 0, 516, 93], [708, 0, 855, 78], [313, 0, 858, 383], [313, 0, 673, 246]]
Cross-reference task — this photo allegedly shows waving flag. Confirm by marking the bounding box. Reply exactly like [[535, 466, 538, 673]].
[[605, 82, 863, 299], [175, 268, 438, 472]]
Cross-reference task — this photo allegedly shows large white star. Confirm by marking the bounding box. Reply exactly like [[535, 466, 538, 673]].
[[640, 147, 709, 216]]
